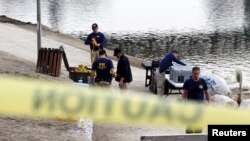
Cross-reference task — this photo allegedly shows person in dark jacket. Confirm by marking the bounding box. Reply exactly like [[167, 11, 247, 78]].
[[85, 23, 107, 64], [113, 48, 132, 89], [159, 50, 186, 73], [156, 50, 186, 96]]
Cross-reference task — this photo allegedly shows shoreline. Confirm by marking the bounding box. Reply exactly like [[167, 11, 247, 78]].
[[0, 15, 144, 69]]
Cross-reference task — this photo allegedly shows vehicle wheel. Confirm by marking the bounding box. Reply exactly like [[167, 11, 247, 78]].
[[164, 80, 169, 95], [149, 74, 153, 92], [152, 70, 158, 94], [153, 78, 157, 94]]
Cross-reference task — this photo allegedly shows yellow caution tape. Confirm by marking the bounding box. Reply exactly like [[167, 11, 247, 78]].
[[0, 76, 250, 128]]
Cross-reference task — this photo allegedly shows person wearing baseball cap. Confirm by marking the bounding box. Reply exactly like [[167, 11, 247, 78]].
[[92, 23, 98, 29], [85, 23, 107, 64], [113, 47, 133, 90]]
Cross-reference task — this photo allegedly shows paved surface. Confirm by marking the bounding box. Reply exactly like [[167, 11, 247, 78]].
[[0, 22, 149, 93]]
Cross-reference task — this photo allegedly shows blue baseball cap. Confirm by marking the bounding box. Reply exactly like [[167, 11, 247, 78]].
[[92, 23, 98, 29]]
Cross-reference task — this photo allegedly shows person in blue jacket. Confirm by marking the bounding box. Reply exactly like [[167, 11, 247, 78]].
[[85, 23, 107, 64], [156, 50, 186, 96]]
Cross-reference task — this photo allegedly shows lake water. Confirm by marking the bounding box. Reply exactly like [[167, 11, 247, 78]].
[[0, 0, 250, 83]]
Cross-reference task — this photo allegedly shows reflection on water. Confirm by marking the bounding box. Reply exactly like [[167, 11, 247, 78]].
[[206, 0, 244, 32], [0, 0, 250, 82], [0, 0, 245, 33]]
